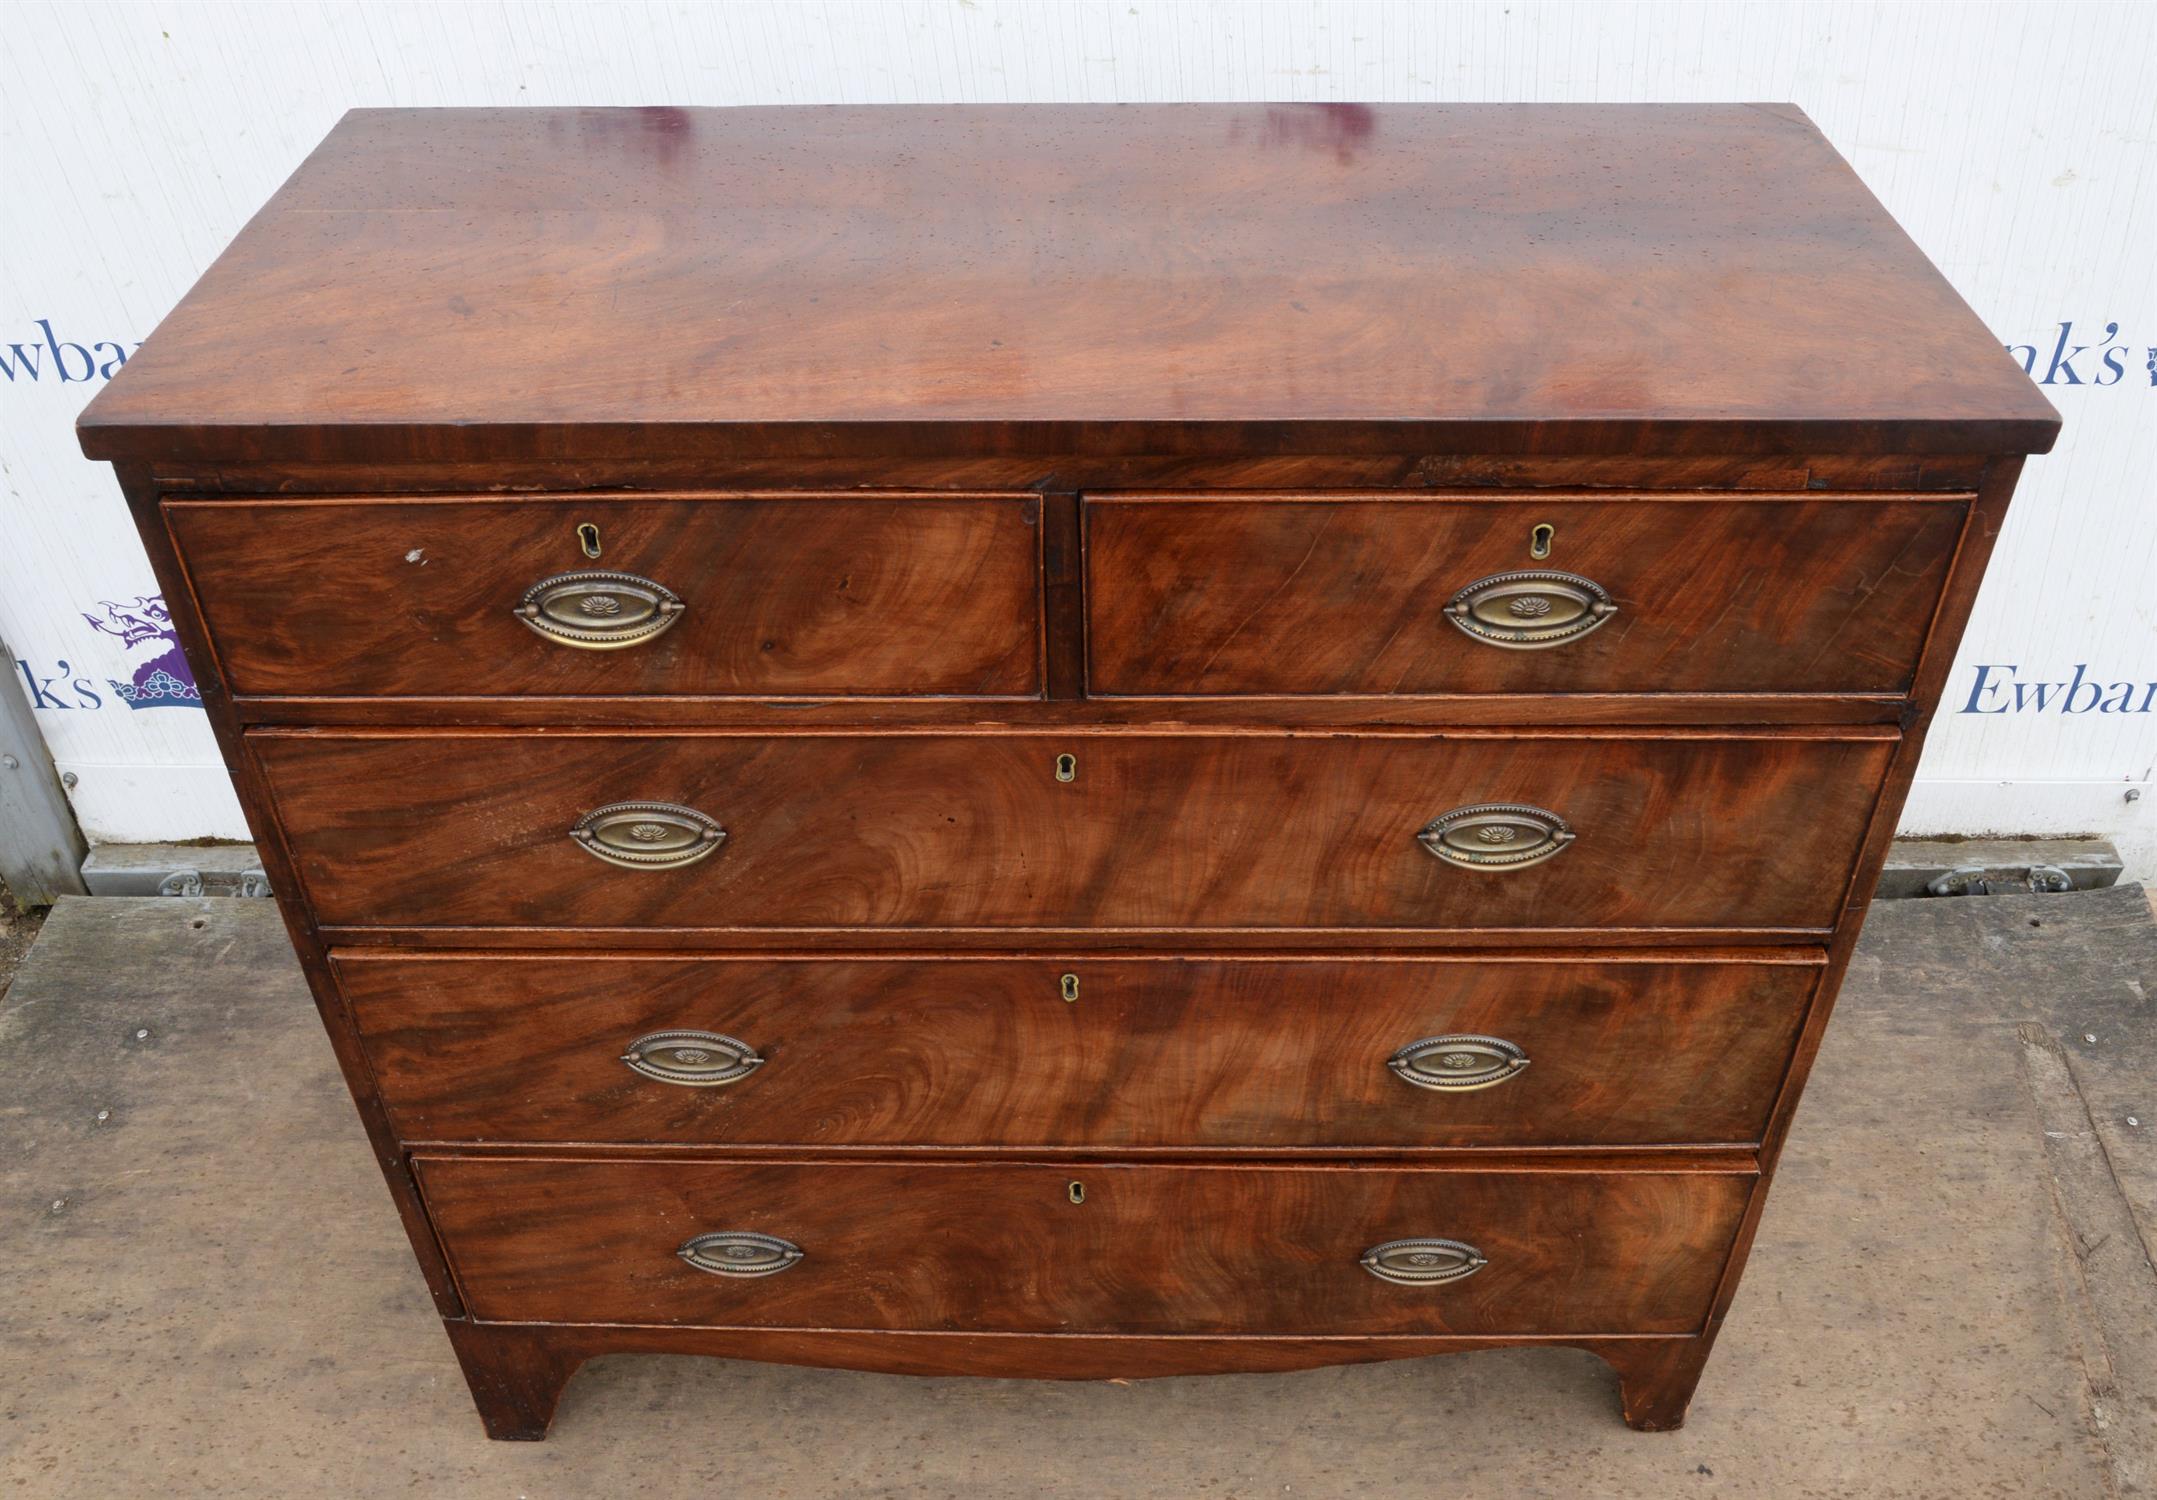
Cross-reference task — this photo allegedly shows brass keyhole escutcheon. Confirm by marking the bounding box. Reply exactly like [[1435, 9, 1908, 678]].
[[1060, 973, 1080, 1003], [1529, 522, 1555, 560], [576, 522, 603, 558], [1067, 1181, 1086, 1205], [1055, 753, 1077, 783]]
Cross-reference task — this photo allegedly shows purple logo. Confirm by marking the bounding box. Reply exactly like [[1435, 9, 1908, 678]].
[[81, 596, 201, 710]]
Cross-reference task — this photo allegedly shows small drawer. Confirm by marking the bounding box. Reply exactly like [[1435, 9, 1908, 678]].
[[165, 492, 1043, 698], [344, 953, 1817, 1148], [257, 728, 1894, 934], [1084, 492, 1969, 696], [414, 1157, 1752, 1335]]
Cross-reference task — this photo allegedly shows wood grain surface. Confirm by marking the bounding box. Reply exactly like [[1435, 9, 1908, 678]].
[[254, 728, 1896, 934], [415, 1156, 1753, 1335], [167, 493, 1042, 698], [1087, 493, 1968, 696], [338, 951, 1820, 1149], [77, 106, 2058, 465]]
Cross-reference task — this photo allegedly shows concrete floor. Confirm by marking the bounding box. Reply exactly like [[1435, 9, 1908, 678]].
[[0, 880, 43, 998], [2, 889, 2152, 1499]]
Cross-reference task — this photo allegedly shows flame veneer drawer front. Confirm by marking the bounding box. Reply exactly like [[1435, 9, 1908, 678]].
[[1085, 493, 1969, 697], [164, 494, 1044, 699], [414, 1156, 1753, 1335], [256, 728, 1895, 935], [340, 952, 1819, 1149]]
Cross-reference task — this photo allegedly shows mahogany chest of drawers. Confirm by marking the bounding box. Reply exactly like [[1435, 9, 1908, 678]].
[[78, 104, 2058, 1439]]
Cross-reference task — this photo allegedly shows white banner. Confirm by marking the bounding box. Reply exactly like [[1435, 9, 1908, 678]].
[[2, 1, 2150, 869]]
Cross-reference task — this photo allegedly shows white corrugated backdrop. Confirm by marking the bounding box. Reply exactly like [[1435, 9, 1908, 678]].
[[3, 1, 2151, 871]]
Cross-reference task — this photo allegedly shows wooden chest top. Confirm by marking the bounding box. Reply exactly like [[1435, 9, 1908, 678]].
[[78, 103, 2057, 465]]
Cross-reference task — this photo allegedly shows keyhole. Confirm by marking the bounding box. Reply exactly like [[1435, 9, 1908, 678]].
[[1067, 1181, 1086, 1205], [577, 522, 602, 559], [1529, 523, 1554, 560], [1060, 973, 1080, 1003], [1055, 753, 1077, 783]]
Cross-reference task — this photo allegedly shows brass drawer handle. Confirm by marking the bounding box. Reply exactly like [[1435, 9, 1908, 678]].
[[1446, 569, 1615, 649], [1418, 803, 1573, 870], [677, 1231, 802, 1278], [1389, 1035, 1529, 1092], [1361, 1237, 1488, 1286], [570, 801, 726, 869], [622, 1029, 764, 1087], [515, 569, 684, 649]]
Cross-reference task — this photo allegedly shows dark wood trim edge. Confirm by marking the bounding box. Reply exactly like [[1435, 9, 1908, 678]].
[[435, 1321, 1714, 1438]]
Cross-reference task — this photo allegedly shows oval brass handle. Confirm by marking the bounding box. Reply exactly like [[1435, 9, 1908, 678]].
[[622, 1029, 765, 1087], [1418, 803, 1573, 870], [570, 801, 726, 869], [515, 569, 685, 649], [1445, 569, 1615, 649], [1389, 1035, 1529, 1092], [677, 1231, 802, 1278], [1361, 1237, 1488, 1286]]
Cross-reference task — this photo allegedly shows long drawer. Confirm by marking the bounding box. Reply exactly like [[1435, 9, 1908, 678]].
[[257, 728, 1894, 933], [415, 1157, 1753, 1335], [344, 952, 1818, 1148], [165, 493, 1044, 698], [1086, 492, 1968, 696]]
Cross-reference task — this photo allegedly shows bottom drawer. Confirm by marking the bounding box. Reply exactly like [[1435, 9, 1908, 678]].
[[416, 1157, 1752, 1335]]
